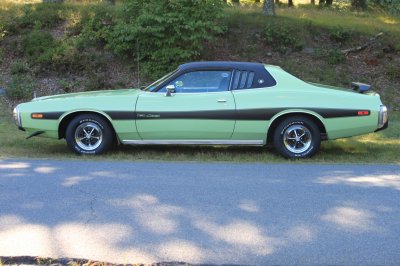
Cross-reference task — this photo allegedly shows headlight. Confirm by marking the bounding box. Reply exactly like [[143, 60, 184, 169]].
[[13, 106, 22, 128], [378, 105, 388, 128]]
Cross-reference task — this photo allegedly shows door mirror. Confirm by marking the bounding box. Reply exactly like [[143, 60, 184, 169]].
[[165, 85, 176, 97]]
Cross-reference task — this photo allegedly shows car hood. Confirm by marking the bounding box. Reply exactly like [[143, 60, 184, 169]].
[[31, 88, 140, 102]]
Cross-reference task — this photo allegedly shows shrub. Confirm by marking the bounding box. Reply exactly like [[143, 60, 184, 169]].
[[105, 0, 225, 78], [10, 61, 30, 75], [21, 31, 57, 63], [262, 23, 303, 53], [385, 64, 400, 81], [15, 3, 66, 31], [6, 75, 36, 100], [316, 48, 345, 65], [370, 0, 400, 16], [329, 26, 353, 43]]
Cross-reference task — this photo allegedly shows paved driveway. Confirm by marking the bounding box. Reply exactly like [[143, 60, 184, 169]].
[[0, 160, 399, 265]]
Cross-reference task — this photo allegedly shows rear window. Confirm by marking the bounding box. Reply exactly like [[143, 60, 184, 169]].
[[232, 71, 255, 90], [231, 67, 276, 90]]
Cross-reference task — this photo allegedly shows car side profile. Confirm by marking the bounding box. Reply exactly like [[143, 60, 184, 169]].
[[13, 61, 388, 158]]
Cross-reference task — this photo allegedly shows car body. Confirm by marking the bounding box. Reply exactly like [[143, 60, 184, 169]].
[[13, 61, 388, 158]]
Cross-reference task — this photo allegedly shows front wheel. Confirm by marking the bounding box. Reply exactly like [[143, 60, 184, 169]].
[[66, 114, 114, 155], [273, 116, 321, 159]]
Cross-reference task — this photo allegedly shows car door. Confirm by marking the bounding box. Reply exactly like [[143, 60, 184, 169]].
[[136, 70, 236, 140]]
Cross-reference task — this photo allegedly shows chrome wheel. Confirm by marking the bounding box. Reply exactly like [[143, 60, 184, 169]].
[[283, 125, 312, 154], [74, 122, 103, 151]]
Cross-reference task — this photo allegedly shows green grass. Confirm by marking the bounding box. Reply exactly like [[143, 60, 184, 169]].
[[1, 97, 399, 164], [225, 6, 400, 43]]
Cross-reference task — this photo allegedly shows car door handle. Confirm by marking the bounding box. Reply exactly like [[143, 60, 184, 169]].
[[217, 99, 227, 103]]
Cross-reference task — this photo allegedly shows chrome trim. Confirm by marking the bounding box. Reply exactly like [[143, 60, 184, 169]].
[[378, 105, 388, 128], [283, 125, 312, 154], [122, 140, 264, 145], [13, 106, 22, 128], [75, 122, 103, 151]]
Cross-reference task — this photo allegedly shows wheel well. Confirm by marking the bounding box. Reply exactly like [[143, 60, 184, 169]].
[[266, 112, 327, 144], [58, 111, 117, 140]]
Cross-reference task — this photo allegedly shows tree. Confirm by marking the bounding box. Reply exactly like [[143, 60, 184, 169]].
[[351, 0, 367, 9], [263, 0, 275, 16], [319, 0, 333, 6], [288, 0, 294, 7]]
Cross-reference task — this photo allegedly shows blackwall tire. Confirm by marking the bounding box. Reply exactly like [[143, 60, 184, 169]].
[[273, 116, 321, 159], [66, 114, 114, 155]]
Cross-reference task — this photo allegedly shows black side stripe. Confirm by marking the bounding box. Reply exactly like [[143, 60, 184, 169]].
[[31, 108, 370, 121], [105, 111, 137, 120]]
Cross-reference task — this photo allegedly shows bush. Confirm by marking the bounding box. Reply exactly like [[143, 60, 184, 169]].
[[105, 0, 225, 78], [316, 48, 345, 65], [262, 23, 303, 53], [370, 0, 400, 15], [6, 75, 36, 100], [10, 61, 30, 75], [329, 26, 353, 43], [21, 31, 57, 63], [385, 64, 400, 81], [14, 3, 66, 31]]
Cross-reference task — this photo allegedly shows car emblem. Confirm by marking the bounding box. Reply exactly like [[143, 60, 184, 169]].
[[258, 79, 264, 84]]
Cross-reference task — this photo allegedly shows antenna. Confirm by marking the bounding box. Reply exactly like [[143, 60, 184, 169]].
[[136, 39, 140, 88]]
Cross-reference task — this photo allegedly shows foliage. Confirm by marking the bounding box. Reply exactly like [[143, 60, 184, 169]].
[[72, 3, 114, 47], [385, 64, 400, 81], [10, 3, 66, 32], [316, 48, 346, 65], [104, 0, 226, 78], [351, 0, 367, 9], [329, 26, 353, 42], [6, 74, 35, 100], [262, 23, 303, 53], [21, 31, 57, 63], [10, 60, 30, 75], [20, 30, 102, 73], [369, 0, 400, 15]]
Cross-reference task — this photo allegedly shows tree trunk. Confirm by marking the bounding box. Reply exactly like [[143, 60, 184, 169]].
[[319, 0, 325, 6], [275, 0, 280, 4], [262, 0, 275, 16], [288, 0, 294, 7], [232, 0, 240, 4], [351, 0, 367, 9], [311, 0, 315, 5], [326, 0, 333, 5]]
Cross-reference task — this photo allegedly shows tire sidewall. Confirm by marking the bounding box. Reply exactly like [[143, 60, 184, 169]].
[[66, 115, 112, 155], [274, 117, 321, 159]]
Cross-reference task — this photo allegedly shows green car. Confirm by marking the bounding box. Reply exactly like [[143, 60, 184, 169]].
[[13, 61, 388, 158]]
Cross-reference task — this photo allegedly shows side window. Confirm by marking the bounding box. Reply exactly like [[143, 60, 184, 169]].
[[232, 70, 255, 90], [159, 70, 232, 93]]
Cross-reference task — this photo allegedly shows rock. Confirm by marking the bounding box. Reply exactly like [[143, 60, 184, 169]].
[[303, 47, 315, 54]]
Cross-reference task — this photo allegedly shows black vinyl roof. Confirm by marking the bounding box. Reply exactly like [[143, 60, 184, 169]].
[[179, 61, 266, 71]]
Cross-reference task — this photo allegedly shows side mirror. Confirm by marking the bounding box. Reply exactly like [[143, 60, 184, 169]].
[[165, 85, 176, 97]]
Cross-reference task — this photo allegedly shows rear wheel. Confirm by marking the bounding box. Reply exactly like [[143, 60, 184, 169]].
[[66, 114, 114, 155], [273, 116, 321, 159]]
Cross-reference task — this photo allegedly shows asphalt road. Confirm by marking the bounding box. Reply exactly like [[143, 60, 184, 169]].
[[0, 159, 399, 265]]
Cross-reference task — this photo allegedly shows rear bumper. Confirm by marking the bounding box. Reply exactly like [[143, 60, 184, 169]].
[[375, 120, 389, 132]]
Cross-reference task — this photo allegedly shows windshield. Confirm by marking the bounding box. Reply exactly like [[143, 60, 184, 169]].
[[143, 70, 178, 91]]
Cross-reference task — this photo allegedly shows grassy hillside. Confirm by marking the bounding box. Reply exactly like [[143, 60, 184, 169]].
[[0, 1, 398, 108], [0, 1, 399, 163]]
